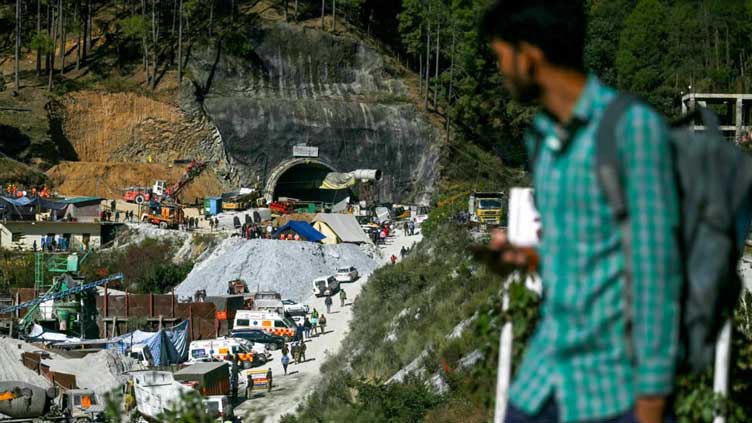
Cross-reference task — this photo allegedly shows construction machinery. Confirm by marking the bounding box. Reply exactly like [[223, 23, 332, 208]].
[[141, 204, 186, 229], [469, 192, 505, 227], [0, 382, 105, 422], [123, 160, 208, 205]]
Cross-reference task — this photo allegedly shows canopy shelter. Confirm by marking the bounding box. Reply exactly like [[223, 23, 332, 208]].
[[312, 213, 372, 245], [273, 220, 325, 242]]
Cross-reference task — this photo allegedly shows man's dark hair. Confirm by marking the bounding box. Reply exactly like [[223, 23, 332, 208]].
[[481, 0, 586, 72]]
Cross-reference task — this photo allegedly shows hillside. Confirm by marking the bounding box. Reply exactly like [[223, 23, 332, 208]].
[[0, 1, 442, 204]]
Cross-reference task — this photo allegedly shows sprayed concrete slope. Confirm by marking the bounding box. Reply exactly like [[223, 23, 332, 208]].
[[174, 238, 379, 301]]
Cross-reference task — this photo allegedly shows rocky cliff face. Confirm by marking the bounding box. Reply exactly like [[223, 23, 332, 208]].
[[186, 23, 440, 204]]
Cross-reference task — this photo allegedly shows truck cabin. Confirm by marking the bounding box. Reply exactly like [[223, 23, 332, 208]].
[[64, 390, 98, 411]]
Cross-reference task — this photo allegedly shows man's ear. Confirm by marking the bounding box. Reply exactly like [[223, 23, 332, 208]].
[[519, 42, 545, 76]]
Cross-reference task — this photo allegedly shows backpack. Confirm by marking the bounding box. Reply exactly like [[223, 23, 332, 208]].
[[596, 95, 752, 372]]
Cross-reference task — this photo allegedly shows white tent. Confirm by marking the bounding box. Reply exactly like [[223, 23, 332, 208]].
[[312, 213, 371, 245]]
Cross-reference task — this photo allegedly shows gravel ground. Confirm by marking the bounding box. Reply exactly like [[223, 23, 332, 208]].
[[42, 350, 140, 398], [174, 238, 379, 302], [0, 337, 54, 387]]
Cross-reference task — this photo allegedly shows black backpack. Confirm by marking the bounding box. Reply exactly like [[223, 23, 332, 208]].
[[596, 95, 752, 372]]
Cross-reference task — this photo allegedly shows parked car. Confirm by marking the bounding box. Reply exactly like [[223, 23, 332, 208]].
[[282, 299, 309, 315], [312, 275, 340, 297], [335, 266, 359, 282], [203, 395, 233, 421], [230, 329, 285, 350]]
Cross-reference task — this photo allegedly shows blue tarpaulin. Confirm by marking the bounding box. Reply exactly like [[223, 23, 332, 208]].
[[273, 220, 326, 242], [111, 320, 189, 365]]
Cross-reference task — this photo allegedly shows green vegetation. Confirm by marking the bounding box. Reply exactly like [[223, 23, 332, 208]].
[[80, 237, 193, 294]]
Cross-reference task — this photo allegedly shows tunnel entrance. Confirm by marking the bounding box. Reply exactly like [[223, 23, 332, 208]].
[[267, 160, 350, 204]]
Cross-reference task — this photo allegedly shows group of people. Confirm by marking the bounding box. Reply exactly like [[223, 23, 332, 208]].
[[239, 222, 274, 240], [402, 219, 417, 236], [4, 184, 50, 198], [208, 218, 220, 231], [33, 234, 70, 252]]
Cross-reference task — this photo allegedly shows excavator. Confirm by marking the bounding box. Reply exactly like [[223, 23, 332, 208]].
[[140, 160, 208, 229]]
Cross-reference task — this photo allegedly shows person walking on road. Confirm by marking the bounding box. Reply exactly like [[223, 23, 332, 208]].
[[299, 341, 307, 363], [266, 368, 273, 393], [281, 343, 289, 356], [281, 351, 290, 375], [245, 372, 254, 399], [303, 317, 312, 339], [319, 314, 327, 335], [325, 295, 333, 314], [311, 315, 318, 336], [339, 289, 347, 307], [482, 2, 682, 423], [311, 308, 319, 319]]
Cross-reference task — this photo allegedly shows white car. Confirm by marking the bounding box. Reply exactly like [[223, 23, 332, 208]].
[[203, 396, 233, 421], [312, 276, 340, 297], [281, 299, 309, 315], [335, 266, 359, 282]]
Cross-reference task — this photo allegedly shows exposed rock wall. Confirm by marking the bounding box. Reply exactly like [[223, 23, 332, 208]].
[[187, 23, 440, 204]]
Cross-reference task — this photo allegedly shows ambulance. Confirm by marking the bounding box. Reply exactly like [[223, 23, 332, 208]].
[[233, 310, 297, 340], [187, 337, 257, 368]]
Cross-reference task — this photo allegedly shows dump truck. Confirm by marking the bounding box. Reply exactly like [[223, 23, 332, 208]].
[[0, 381, 104, 422], [469, 192, 504, 227]]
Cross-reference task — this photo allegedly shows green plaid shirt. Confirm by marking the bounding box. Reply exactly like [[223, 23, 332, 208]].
[[509, 77, 682, 422]]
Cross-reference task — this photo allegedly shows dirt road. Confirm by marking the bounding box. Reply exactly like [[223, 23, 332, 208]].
[[234, 229, 422, 422]]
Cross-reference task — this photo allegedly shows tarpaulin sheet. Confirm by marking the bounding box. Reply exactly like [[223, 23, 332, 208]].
[[112, 320, 189, 365], [273, 220, 325, 242], [26, 324, 80, 343], [320, 173, 356, 190], [313, 213, 372, 244]]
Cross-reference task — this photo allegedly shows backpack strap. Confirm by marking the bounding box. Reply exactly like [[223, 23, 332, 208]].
[[595, 94, 638, 365]]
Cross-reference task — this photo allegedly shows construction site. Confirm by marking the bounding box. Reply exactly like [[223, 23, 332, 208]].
[[0, 136, 427, 422]]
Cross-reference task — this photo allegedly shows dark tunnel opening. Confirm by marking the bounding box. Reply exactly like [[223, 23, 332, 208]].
[[272, 163, 350, 204]]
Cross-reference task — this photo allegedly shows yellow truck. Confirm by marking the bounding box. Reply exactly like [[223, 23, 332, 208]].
[[469, 192, 504, 227]]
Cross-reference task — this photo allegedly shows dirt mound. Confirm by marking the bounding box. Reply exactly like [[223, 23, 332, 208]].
[[60, 91, 212, 163], [46, 161, 226, 201]]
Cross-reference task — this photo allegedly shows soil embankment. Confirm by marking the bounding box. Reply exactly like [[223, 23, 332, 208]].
[[46, 162, 225, 201]]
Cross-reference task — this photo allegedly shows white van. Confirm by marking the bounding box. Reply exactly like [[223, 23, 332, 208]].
[[233, 310, 297, 339], [188, 337, 256, 367], [312, 275, 340, 297]]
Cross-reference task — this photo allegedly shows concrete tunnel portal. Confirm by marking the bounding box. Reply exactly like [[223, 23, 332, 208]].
[[264, 159, 351, 204]]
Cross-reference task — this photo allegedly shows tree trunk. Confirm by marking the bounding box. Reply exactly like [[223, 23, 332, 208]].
[[46, 0, 51, 73], [177, 0, 183, 98], [151, 0, 158, 90], [172, 0, 177, 35], [433, 19, 440, 109], [446, 24, 455, 139], [208, 0, 213, 37], [294, 0, 298, 22], [142, 0, 148, 80], [36, 0, 42, 76], [284, 0, 288, 22], [15, 0, 20, 92], [714, 28, 720, 71], [75, 0, 81, 70], [59, 0, 65, 75], [82, 0, 89, 66], [49, 0, 56, 90], [424, 18, 431, 109], [332, 0, 336, 32], [321, 0, 325, 30]]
